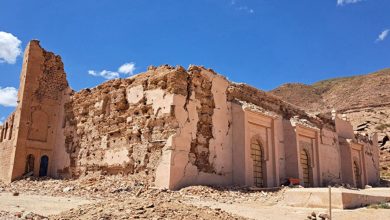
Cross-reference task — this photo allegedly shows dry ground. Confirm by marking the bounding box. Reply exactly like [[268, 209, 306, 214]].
[[1, 176, 390, 220]]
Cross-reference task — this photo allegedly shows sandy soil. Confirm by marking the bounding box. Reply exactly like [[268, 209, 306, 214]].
[[188, 198, 390, 220], [0, 192, 91, 216], [1, 177, 390, 219]]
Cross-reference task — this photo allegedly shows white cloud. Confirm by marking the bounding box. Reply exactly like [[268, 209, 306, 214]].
[[0, 87, 18, 107], [229, 0, 254, 14], [0, 31, 22, 64], [376, 29, 389, 42], [337, 0, 363, 6], [118, 62, 136, 75], [88, 70, 120, 80], [238, 6, 254, 14], [88, 62, 137, 80]]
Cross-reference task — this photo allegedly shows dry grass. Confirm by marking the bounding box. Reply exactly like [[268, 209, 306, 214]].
[[368, 202, 390, 209]]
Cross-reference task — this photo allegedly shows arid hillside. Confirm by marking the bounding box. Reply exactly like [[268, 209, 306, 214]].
[[270, 68, 390, 179], [270, 68, 390, 113]]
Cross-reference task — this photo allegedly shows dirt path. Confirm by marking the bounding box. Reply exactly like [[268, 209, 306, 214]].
[[187, 199, 390, 220], [0, 192, 91, 216]]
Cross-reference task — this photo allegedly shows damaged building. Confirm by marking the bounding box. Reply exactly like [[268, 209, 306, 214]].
[[0, 41, 380, 190]]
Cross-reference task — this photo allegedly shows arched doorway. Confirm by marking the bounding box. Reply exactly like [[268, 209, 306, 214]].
[[353, 161, 361, 188], [39, 155, 49, 177], [251, 139, 265, 187], [300, 149, 312, 187], [25, 154, 35, 174]]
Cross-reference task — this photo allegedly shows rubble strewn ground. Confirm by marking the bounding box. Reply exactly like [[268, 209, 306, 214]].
[[1, 176, 390, 220], [0, 175, 247, 220]]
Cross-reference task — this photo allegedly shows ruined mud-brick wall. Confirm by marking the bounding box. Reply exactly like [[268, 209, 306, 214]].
[[11, 40, 70, 180], [62, 65, 235, 187], [227, 83, 336, 131], [63, 64, 339, 188], [62, 66, 189, 183], [0, 113, 17, 182], [356, 133, 380, 185], [0, 40, 70, 182]]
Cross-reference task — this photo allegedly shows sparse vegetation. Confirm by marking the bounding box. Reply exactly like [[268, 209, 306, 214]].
[[368, 202, 390, 209]]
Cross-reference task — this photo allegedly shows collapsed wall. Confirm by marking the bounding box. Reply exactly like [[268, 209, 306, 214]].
[[0, 113, 16, 182], [58, 66, 185, 183], [60, 64, 343, 189], [0, 40, 379, 189], [0, 40, 70, 182], [59, 65, 235, 188]]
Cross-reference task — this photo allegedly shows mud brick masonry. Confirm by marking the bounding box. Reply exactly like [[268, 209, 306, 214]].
[[0, 41, 380, 189]]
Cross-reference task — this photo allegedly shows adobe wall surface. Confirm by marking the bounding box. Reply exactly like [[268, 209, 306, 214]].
[[0, 40, 70, 182], [60, 66, 185, 184], [361, 134, 380, 185], [0, 113, 17, 182], [62, 66, 235, 189], [0, 40, 380, 190], [318, 128, 342, 185], [156, 67, 234, 189], [243, 110, 283, 187], [62, 64, 335, 189], [11, 40, 70, 180]]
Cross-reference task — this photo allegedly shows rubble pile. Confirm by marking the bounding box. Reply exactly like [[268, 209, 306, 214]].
[[0, 176, 255, 219], [50, 196, 243, 220], [179, 185, 286, 205]]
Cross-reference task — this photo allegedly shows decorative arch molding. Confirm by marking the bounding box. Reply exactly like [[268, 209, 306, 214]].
[[299, 139, 316, 169], [300, 148, 313, 187], [27, 109, 49, 142]]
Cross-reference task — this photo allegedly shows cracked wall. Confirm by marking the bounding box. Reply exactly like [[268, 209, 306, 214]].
[[0, 113, 16, 182], [62, 65, 234, 189], [0, 40, 380, 189], [60, 66, 184, 185], [156, 66, 233, 189], [0, 40, 70, 182]]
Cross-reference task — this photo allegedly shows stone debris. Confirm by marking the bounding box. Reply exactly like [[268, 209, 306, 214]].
[[62, 186, 74, 193], [0, 211, 47, 220], [306, 211, 331, 220], [318, 213, 330, 220], [0, 176, 251, 219]]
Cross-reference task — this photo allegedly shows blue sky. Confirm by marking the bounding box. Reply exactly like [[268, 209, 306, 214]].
[[0, 0, 389, 123]]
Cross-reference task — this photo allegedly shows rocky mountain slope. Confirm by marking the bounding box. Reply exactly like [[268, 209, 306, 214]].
[[270, 68, 390, 113], [269, 68, 390, 179]]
